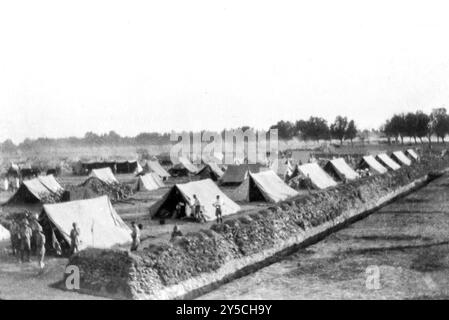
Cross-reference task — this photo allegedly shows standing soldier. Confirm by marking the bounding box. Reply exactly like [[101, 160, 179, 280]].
[[10, 220, 19, 256], [213, 195, 224, 224], [192, 194, 201, 221], [130, 221, 140, 251], [35, 228, 46, 269], [29, 213, 42, 254], [14, 176, 20, 192], [20, 220, 32, 263], [70, 222, 80, 254], [3, 177, 8, 191]]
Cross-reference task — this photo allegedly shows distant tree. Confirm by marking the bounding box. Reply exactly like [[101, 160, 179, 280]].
[[270, 121, 296, 140], [106, 130, 121, 144], [414, 111, 430, 144], [430, 108, 449, 143], [0, 139, 17, 153], [330, 116, 348, 145], [404, 112, 418, 143], [345, 120, 357, 146], [297, 117, 330, 142], [389, 114, 407, 144]]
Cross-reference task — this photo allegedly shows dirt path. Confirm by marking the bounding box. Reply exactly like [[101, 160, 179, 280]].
[[199, 174, 449, 299]]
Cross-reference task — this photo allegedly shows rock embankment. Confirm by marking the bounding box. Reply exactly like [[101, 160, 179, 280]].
[[67, 155, 449, 299]]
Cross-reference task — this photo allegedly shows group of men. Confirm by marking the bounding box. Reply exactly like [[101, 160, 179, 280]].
[[9, 213, 46, 269], [9, 213, 81, 269]]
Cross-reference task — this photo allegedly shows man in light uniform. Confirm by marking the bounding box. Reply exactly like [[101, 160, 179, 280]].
[[213, 195, 224, 224]]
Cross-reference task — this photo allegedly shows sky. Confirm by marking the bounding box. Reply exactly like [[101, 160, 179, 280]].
[[1, 0, 449, 143]]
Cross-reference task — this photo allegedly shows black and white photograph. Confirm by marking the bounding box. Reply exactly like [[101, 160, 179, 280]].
[[1, 0, 449, 306]]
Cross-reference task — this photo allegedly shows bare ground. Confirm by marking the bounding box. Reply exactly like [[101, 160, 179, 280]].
[[0, 173, 271, 299], [199, 174, 449, 299]]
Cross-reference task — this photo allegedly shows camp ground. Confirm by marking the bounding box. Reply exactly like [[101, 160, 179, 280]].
[[196, 162, 224, 181], [220, 164, 267, 186], [391, 151, 412, 166], [297, 163, 338, 189], [90, 167, 118, 185], [232, 170, 299, 203], [7, 176, 64, 204], [135, 173, 165, 191], [406, 149, 419, 160], [144, 160, 171, 180], [169, 157, 199, 176], [151, 179, 241, 221], [359, 155, 388, 174], [40, 195, 131, 251], [376, 153, 401, 171], [324, 158, 359, 181]]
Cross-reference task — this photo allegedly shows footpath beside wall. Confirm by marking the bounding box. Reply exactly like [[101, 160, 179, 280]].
[[67, 156, 449, 300]]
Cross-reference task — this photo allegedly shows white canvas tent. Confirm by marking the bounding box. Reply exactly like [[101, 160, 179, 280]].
[[196, 162, 224, 181], [177, 157, 199, 173], [134, 162, 143, 174], [145, 160, 171, 179], [324, 158, 359, 181], [41, 195, 131, 250], [297, 163, 338, 189], [406, 149, 419, 160], [233, 170, 299, 203], [392, 151, 412, 166], [0, 224, 10, 242], [135, 173, 165, 191], [90, 167, 118, 185], [151, 179, 241, 221], [7, 176, 63, 203], [359, 155, 388, 174], [376, 154, 401, 171], [38, 175, 64, 194]]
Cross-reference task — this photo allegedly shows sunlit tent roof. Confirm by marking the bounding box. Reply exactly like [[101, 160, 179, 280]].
[[324, 158, 359, 181], [7, 176, 63, 203], [38, 175, 64, 194], [376, 153, 401, 171], [175, 157, 199, 173], [196, 163, 224, 181], [151, 179, 240, 221], [270, 158, 294, 177], [391, 151, 412, 166], [134, 162, 143, 174], [146, 160, 171, 179], [359, 155, 388, 174], [41, 195, 131, 250], [220, 164, 267, 185], [90, 167, 118, 185], [135, 173, 165, 191], [233, 170, 299, 203], [0, 224, 10, 242], [406, 149, 419, 160], [297, 163, 338, 189]]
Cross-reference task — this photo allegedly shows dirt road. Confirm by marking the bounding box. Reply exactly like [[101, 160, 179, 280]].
[[199, 174, 449, 299]]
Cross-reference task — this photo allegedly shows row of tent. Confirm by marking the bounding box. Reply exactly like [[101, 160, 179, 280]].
[[1, 149, 420, 252]]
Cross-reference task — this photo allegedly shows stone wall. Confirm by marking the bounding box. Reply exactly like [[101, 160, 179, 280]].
[[67, 155, 449, 299]]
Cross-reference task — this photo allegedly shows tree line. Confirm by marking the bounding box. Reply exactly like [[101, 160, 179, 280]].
[[381, 108, 449, 144], [269, 116, 358, 145], [2, 108, 449, 154]]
